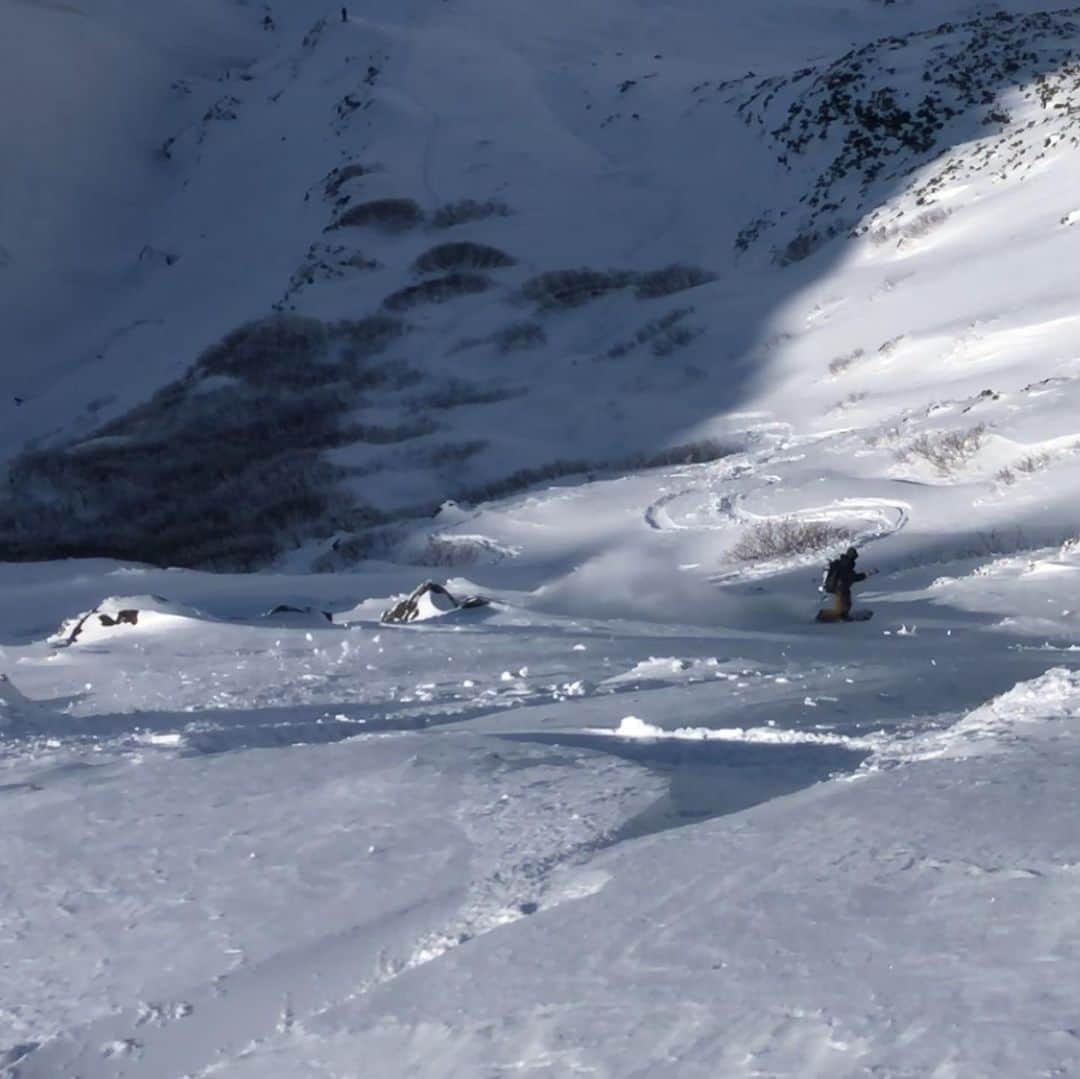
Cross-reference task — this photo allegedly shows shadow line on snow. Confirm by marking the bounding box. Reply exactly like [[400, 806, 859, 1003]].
[[499, 731, 867, 841]]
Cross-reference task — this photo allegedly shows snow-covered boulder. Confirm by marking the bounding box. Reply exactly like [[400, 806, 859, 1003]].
[[380, 581, 489, 624], [49, 595, 210, 647]]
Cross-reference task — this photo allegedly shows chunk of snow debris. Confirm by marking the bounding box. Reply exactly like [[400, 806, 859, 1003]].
[[615, 716, 656, 738], [500, 671, 513, 682], [897, 624, 917, 636], [572, 644, 587, 651], [608, 716, 871, 747], [101, 1039, 140, 1058], [137, 732, 184, 747], [463, 679, 475, 688], [518, 667, 529, 677]]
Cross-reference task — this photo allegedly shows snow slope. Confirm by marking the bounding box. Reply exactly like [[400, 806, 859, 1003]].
[[9, 0, 1080, 569], [8, 0, 1080, 1075]]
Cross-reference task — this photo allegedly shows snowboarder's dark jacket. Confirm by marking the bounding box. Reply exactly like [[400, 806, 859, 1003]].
[[829, 551, 866, 599]]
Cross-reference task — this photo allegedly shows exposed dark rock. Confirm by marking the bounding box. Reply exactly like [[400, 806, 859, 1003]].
[[98, 610, 140, 628], [380, 581, 490, 624]]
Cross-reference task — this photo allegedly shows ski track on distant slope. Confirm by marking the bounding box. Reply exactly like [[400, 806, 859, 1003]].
[[644, 458, 909, 547]]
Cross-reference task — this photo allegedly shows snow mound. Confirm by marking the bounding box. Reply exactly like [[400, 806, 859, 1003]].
[[908, 667, 1080, 760], [49, 595, 211, 647]]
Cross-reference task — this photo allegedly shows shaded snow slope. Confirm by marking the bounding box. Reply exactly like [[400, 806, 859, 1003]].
[[10, 2, 1080, 568]]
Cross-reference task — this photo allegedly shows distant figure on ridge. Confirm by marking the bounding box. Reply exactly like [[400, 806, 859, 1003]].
[[817, 546, 877, 623]]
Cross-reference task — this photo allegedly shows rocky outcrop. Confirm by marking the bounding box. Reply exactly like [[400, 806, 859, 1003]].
[[381, 581, 490, 624]]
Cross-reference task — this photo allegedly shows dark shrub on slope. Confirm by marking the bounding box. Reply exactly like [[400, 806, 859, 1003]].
[[0, 315, 407, 569], [521, 268, 639, 310], [412, 242, 516, 275], [334, 198, 424, 231], [383, 273, 491, 311], [431, 199, 510, 228]]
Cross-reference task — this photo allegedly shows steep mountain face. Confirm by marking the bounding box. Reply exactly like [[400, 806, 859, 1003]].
[[5, 0, 1080, 571]]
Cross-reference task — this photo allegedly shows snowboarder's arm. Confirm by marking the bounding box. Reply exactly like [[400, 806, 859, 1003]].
[[852, 571, 867, 583]]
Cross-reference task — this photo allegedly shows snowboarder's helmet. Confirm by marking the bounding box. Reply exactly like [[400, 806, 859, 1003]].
[[845, 546, 858, 560]]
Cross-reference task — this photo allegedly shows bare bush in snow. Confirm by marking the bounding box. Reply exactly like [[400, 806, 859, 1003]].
[[410, 534, 515, 567], [406, 380, 519, 411], [996, 451, 1052, 487], [635, 264, 716, 299], [730, 518, 851, 561], [493, 321, 546, 352], [897, 425, 986, 475], [828, 392, 869, 413], [1016, 451, 1052, 474], [521, 268, 639, 310], [869, 206, 951, 246], [828, 348, 864, 376], [633, 440, 732, 468], [413, 242, 516, 275], [323, 162, 376, 198], [382, 273, 491, 311], [334, 198, 424, 231], [652, 323, 702, 357], [431, 199, 511, 229], [607, 309, 695, 359]]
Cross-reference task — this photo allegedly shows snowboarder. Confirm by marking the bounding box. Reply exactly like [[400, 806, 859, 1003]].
[[816, 546, 876, 622]]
